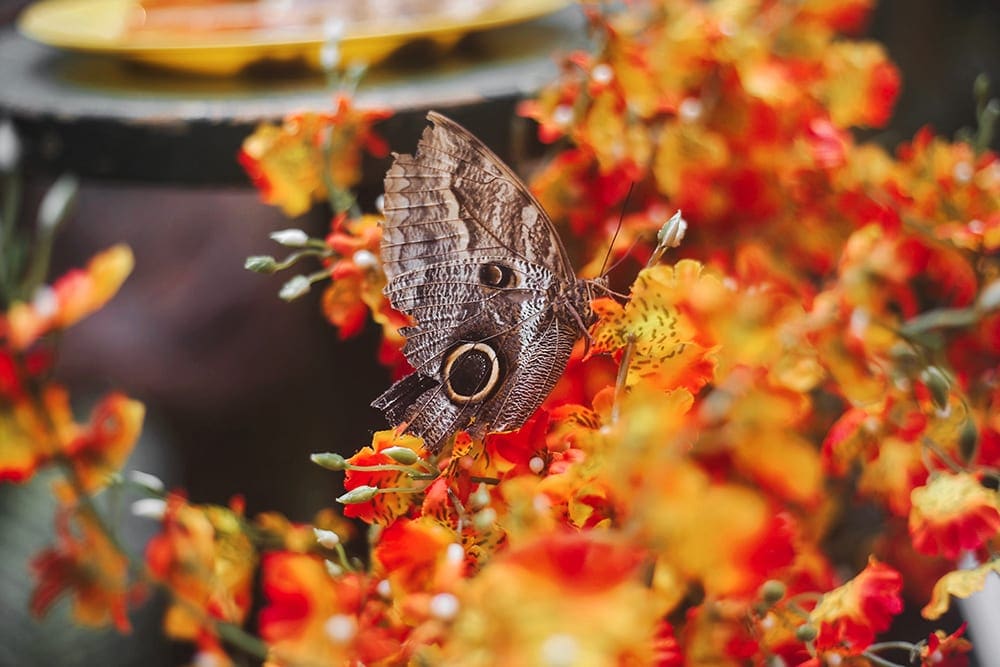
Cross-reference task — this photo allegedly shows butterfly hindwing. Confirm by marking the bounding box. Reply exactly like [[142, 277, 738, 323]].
[[373, 112, 589, 452]]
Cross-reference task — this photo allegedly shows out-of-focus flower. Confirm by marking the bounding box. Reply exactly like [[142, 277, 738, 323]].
[[2, 245, 134, 351], [922, 559, 1000, 620], [30, 508, 135, 631], [239, 96, 391, 216], [437, 531, 666, 666], [62, 393, 144, 494], [259, 552, 402, 667], [809, 557, 903, 652], [254, 508, 355, 554], [145, 495, 256, 641], [909, 472, 1000, 560], [920, 624, 972, 667]]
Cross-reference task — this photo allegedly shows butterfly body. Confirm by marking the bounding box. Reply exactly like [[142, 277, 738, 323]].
[[372, 112, 597, 452]]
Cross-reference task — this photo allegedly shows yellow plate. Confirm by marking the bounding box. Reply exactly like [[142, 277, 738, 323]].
[[18, 0, 570, 76]]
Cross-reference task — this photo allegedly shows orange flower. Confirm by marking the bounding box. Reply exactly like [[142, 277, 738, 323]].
[[591, 261, 718, 394], [921, 625, 972, 667], [438, 531, 666, 666], [484, 410, 551, 477], [342, 430, 425, 524], [2, 245, 134, 351], [240, 96, 391, 216], [30, 508, 135, 631], [909, 473, 1000, 559], [809, 557, 903, 652], [145, 494, 256, 641], [0, 385, 68, 483], [62, 393, 144, 494], [373, 517, 461, 597], [259, 552, 402, 666]]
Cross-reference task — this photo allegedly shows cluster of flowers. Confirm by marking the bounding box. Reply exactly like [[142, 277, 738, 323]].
[[3, 0, 998, 665]]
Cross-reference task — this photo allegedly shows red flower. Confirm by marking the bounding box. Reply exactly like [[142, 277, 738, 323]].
[[909, 473, 1000, 560], [342, 431, 425, 524], [145, 494, 255, 640], [259, 553, 401, 666], [30, 509, 135, 631], [921, 624, 972, 667], [809, 557, 903, 652]]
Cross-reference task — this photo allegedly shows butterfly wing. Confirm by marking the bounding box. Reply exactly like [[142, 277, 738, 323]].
[[372, 112, 583, 451]]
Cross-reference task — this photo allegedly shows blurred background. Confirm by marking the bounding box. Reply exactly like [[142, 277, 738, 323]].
[[0, 0, 998, 664]]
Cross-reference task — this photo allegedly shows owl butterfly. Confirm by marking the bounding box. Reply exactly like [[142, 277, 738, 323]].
[[372, 112, 603, 453]]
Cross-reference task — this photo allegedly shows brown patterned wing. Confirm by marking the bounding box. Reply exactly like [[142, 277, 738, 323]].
[[372, 112, 584, 452]]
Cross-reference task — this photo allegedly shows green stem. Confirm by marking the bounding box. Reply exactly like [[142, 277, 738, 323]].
[[860, 650, 907, 667]]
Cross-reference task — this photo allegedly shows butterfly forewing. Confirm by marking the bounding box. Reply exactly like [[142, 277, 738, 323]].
[[373, 112, 590, 452]]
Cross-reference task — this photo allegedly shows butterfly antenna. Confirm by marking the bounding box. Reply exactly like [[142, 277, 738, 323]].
[[604, 235, 643, 277], [598, 182, 635, 278]]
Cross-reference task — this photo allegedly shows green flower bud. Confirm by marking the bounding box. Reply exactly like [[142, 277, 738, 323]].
[[382, 446, 418, 465], [337, 485, 378, 504], [311, 452, 347, 470]]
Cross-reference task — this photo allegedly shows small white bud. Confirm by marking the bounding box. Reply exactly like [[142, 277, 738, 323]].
[[324, 613, 357, 643], [678, 97, 703, 123], [270, 229, 310, 246], [31, 286, 58, 319], [445, 543, 465, 564], [977, 279, 1000, 312], [429, 592, 460, 620], [131, 498, 167, 520], [552, 105, 574, 127], [279, 275, 312, 301], [375, 194, 385, 214], [128, 470, 165, 493], [528, 456, 545, 474], [376, 579, 392, 598], [353, 249, 378, 270], [314, 527, 341, 549], [540, 633, 579, 667], [320, 42, 340, 71], [37, 175, 78, 232], [0, 118, 21, 171], [322, 17, 345, 41], [324, 560, 343, 577], [953, 161, 974, 184], [590, 63, 613, 85], [656, 210, 688, 249]]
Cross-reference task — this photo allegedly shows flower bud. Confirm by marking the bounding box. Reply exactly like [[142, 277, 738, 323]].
[[795, 624, 818, 642], [759, 580, 786, 605], [382, 446, 418, 465], [472, 507, 497, 532], [977, 279, 1000, 312], [468, 483, 491, 510], [131, 498, 167, 520], [270, 228, 310, 246], [279, 275, 312, 301], [311, 452, 347, 470], [245, 255, 278, 273], [656, 210, 688, 249], [958, 419, 980, 465], [919, 366, 951, 411], [337, 485, 378, 504], [128, 470, 165, 493], [0, 118, 21, 171], [314, 527, 341, 549], [38, 175, 79, 232]]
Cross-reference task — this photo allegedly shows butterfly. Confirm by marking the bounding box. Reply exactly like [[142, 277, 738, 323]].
[[371, 112, 603, 452]]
